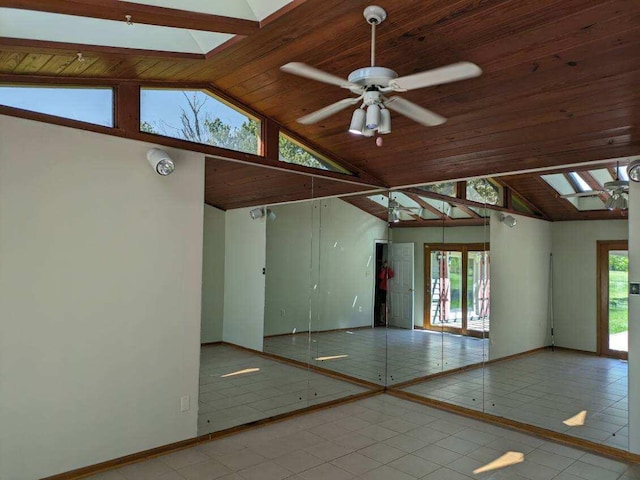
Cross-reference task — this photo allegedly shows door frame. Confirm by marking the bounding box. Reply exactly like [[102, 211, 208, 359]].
[[596, 239, 629, 359], [423, 242, 489, 338]]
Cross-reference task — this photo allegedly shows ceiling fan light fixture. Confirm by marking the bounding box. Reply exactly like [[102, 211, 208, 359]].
[[378, 108, 391, 134], [628, 159, 640, 182], [349, 108, 366, 134], [613, 193, 628, 211], [366, 103, 380, 129], [363, 128, 375, 137]]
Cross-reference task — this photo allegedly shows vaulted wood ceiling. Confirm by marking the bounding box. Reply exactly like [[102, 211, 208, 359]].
[[1, 0, 639, 219]]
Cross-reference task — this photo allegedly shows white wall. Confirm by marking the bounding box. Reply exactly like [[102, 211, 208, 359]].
[[628, 181, 640, 453], [390, 226, 488, 327], [201, 205, 226, 343], [489, 212, 552, 359], [264, 198, 387, 336], [551, 220, 628, 352], [0, 116, 204, 480], [222, 208, 266, 351]]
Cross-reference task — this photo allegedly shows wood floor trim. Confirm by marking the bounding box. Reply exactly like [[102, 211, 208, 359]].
[[263, 325, 375, 338], [387, 389, 640, 464], [220, 341, 383, 390], [42, 389, 384, 480], [391, 345, 548, 389]]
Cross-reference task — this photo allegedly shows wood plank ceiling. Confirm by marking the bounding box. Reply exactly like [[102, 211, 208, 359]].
[[1, 0, 639, 217]]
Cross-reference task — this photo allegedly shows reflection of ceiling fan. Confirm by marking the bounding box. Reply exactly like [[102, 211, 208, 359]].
[[280, 5, 482, 137], [560, 179, 628, 210]]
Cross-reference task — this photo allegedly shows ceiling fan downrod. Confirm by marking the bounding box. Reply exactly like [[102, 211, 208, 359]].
[[364, 5, 387, 67]]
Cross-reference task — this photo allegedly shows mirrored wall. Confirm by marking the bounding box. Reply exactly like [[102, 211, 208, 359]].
[[200, 161, 631, 454]]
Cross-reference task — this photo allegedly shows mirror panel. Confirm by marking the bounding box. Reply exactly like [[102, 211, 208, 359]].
[[481, 200, 629, 450], [386, 190, 445, 386], [201, 158, 631, 455], [310, 194, 388, 386]]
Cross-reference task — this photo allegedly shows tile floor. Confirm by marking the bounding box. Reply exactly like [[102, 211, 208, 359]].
[[86, 394, 640, 480], [263, 328, 488, 385], [198, 345, 368, 435], [403, 349, 628, 449]]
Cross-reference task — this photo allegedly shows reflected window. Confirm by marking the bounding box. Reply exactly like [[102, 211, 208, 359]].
[[416, 182, 457, 197], [512, 193, 534, 215], [140, 88, 260, 154], [466, 179, 502, 205], [0, 84, 114, 127], [278, 133, 352, 174]]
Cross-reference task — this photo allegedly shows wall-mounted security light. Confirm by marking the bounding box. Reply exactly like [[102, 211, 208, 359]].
[[628, 159, 640, 183], [147, 148, 175, 176], [500, 214, 517, 228], [249, 207, 276, 221]]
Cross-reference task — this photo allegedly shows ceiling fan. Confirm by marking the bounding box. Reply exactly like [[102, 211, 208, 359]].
[[280, 5, 482, 137], [560, 167, 628, 210]]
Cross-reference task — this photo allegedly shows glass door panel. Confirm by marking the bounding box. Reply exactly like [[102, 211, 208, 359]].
[[467, 251, 490, 336], [428, 250, 463, 331], [608, 250, 628, 353]]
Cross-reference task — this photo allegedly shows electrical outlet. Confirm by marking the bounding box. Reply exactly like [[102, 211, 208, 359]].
[[180, 395, 190, 412]]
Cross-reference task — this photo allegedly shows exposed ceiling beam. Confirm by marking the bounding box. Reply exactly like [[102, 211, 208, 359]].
[[404, 192, 448, 220], [391, 218, 487, 228], [454, 204, 482, 219], [402, 187, 544, 221], [1, 0, 260, 35], [579, 170, 610, 203], [0, 37, 205, 59]]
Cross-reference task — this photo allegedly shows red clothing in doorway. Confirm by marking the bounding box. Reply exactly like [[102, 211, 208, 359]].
[[379, 266, 394, 291]]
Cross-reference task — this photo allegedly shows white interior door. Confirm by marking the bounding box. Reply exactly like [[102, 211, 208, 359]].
[[388, 242, 414, 329]]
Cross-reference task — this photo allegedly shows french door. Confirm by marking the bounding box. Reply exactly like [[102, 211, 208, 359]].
[[423, 243, 490, 338], [597, 240, 628, 359]]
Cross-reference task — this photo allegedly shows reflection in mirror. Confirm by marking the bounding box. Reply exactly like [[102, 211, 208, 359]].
[[394, 164, 630, 452], [262, 190, 388, 388], [386, 190, 444, 385], [388, 186, 490, 389]]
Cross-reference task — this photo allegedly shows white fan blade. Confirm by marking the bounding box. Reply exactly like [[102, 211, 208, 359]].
[[281, 62, 361, 90], [389, 62, 482, 92], [560, 190, 605, 198], [297, 97, 361, 124], [384, 96, 446, 127]]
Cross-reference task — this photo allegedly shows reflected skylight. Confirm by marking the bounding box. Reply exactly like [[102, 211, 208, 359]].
[[568, 172, 591, 192], [589, 168, 613, 187], [368, 194, 389, 209], [541, 173, 575, 196], [618, 165, 629, 182]]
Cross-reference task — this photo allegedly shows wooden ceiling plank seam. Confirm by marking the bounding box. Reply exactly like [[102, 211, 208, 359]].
[[2, 0, 260, 35]]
